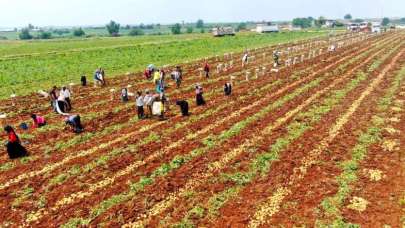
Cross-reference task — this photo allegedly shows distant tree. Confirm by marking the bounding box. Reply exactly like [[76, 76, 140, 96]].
[[171, 23, 182, 34], [196, 19, 204, 28], [38, 30, 52, 39], [129, 28, 145, 36], [344, 14, 352, 20], [200, 28, 205, 33], [53, 29, 70, 36], [354, 18, 364, 23], [139, 23, 145, 29], [156, 23, 161, 29], [73, 27, 85, 37], [19, 28, 33, 40], [106, 20, 120, 36], [236, 22, 247, 31], [334, 21, 345, 27], [382, 17, 390, 26], [28, 24, 34, 30], [401, 18, 405, 24], [292, 17, 313, 28], [315, 16, 326, 27], [186, 27, 194, 33]]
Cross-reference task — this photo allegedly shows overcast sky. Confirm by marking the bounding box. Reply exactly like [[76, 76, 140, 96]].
[[0, 0, 404, 27]]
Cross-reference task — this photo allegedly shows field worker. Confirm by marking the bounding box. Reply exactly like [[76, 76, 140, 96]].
[[143, 90, 154, 118], [153, 69, 160, 85], [173, 68, 182, 88], [57, 93, 68, 114], [224, 82, 232, 96], [60, 86, 72, 111], [176, 100, 189, 116], [81, 75, 87, 86], [203, 62, 210, 78], [329, 44, 336, 52], [160, 68, 166, 81], [159, 93, 168, 120], [195, 84, 206, 106], [121, 88, 129, 102], [136, 91, 145, 119], [242, 52, 249, 67], [100, 68, 106, 85], [65, 115, 84, 134], [144, 68, 152, 80], [94, 69, 103, 87], [31, 114, 46, 128], [176, 66, 183, 79], [4, 125, 28, 159], [49, 86, 59, 110], [273, 51, 280, 67]]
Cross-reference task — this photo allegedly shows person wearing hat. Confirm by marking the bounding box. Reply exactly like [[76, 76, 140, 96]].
[[65, 115, 84, 134], [3, 125, 28, 159]]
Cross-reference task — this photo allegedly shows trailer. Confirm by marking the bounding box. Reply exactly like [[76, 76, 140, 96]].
[[212, 27, 235, 37], [256, 24, 279, 33]]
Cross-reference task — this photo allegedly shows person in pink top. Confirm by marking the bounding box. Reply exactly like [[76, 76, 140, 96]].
[[31, 114, 46, 128]]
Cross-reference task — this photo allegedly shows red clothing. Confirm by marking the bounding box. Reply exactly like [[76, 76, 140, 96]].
[[8, 132, 18, 143], [204, 63, 210, 72], [144, 70, 150, 79]]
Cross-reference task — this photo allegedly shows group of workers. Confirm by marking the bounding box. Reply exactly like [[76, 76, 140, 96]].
[[3, 50, 277, 160]]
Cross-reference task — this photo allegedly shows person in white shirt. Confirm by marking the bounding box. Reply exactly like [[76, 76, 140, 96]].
[[60, 86, 72, 111], [242, 52, 249, 67], [143, 90, 154, 118], [56, 93, 68, 114], [136, 91, 145, 119]]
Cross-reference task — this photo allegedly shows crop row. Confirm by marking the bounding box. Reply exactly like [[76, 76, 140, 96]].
[[118, 34, 405, 228], [247, 44, 404, 228], [49, 32, 402, 226]]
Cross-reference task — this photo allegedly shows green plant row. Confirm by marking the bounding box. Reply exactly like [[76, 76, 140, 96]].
[[316, 64, 405, 228], [170, 42, 399, 227], [62, 67, 325, 226]]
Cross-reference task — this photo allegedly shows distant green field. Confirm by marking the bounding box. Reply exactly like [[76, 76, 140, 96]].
[[0, 31, 328, 99]]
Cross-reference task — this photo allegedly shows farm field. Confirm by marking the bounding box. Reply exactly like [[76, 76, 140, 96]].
[[0, 31, 329, 99], [0, 30, 404, 228]]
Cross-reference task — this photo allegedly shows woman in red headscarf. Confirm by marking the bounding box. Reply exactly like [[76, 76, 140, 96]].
[[4, 125, 28, 159]]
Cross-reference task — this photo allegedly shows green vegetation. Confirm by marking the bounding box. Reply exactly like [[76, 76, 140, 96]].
[[72, 28, 85, 37], [382, 17, 390, 26], [0, 31, 327, 99], [19, 28, 33, 40], [344, 14, 352, 20], [292, 17, 314, 28], [106, 20, 120, 36], [171, 23, 182, 34], [317, 65, 405, 227]]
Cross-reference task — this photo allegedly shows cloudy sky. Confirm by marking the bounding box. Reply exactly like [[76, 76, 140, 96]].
[[0, 0, 404, 27]]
